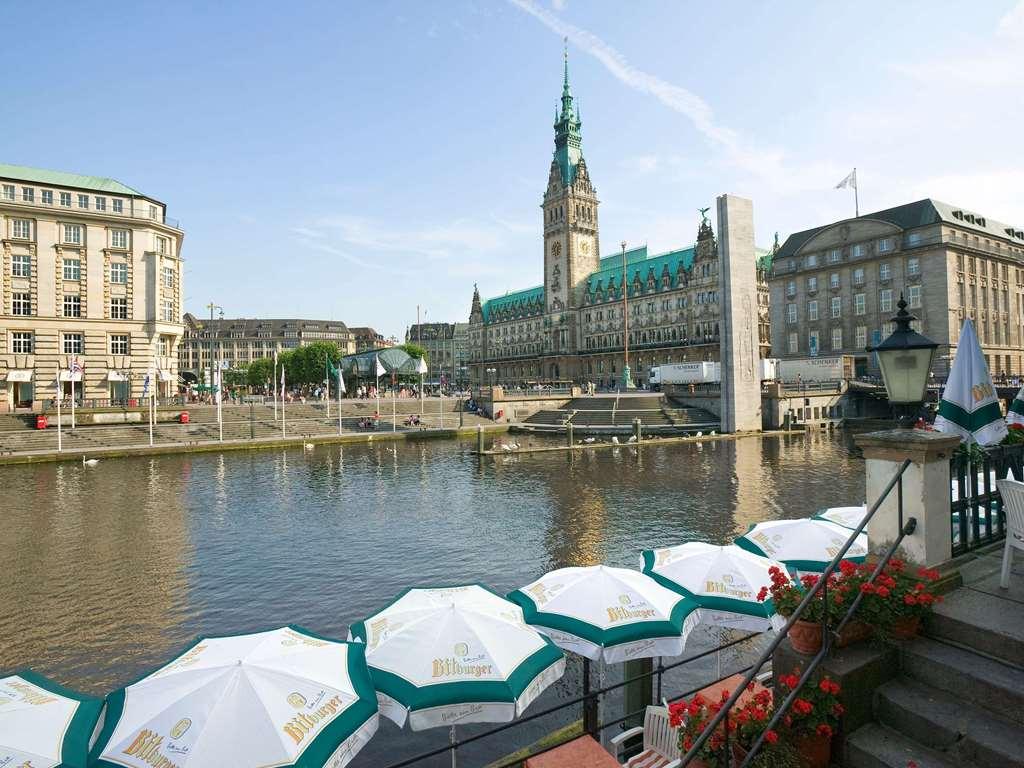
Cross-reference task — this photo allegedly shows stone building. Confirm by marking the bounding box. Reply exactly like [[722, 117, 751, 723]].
[[179, 314, 354, 383], [466, 53, 771, 389], [770, 199, 1024, 377], [0, 163, 184, 410], [406, 321, 469, 387], [349, 327, 392, 352]]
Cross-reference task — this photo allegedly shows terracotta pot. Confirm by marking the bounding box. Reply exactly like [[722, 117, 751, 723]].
[[788, 619, 824, 655], [835, 618, 873, 647], [795, 731, 832, 768], [891, 614, 921, 640]]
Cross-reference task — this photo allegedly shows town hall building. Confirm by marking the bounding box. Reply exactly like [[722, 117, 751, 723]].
[[467, 52, 771, 389]]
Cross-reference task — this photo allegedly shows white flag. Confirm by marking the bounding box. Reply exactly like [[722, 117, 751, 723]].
[[416, 356, 428, 375], [338, 366, 346, 394], [375, 355, 386, 379], [281, 363, 285, 392], [835, 169, 857, 190]]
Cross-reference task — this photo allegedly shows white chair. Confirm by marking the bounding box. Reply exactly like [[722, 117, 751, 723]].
[[610, 705, 681, 768], [995, 479, 1024, 589]]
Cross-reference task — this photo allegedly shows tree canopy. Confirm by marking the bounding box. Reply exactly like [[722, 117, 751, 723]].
[[398, 342, 427, 362]]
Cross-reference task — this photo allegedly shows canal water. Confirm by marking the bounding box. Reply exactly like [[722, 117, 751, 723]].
[[1, 430, 865, 766]]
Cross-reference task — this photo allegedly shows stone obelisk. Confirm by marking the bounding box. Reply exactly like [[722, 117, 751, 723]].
[[717, 194, 762, 432]]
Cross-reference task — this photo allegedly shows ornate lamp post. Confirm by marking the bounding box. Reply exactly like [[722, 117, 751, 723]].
[[866, 294, 939, 427], [620, 240, 636, 391]]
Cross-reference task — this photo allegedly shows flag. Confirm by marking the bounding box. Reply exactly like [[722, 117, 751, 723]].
[[142, 373, 151, 398], [835, 169, 857, 190], [375, 355, 385, 379], [281, 362, 286, 392], [416, 357, 428, 375], [338, 364, 346, 394], [327, 356, 339, 379], [935, 319, 1007, 446], [1008, 385, 1024, 428]]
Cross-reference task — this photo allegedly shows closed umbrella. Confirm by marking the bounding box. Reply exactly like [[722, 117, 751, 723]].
[[0, 670, 102, 768], [935, 318, 1007, 445], [348, 584, 564, 732], [90, 625, 378, 768], [735, 518, 867, 573], [507, 565, 700, 663], [640, 542, 790, 632]]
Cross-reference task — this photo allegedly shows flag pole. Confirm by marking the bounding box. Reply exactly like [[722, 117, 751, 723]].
[[854, 167, 859, 217], [273, 353, 278, 420], [55, 376, 62, 452], [69, 361, 76, 429], [392, 386, 396, 433], [325, 354, 331, 421], [216, 367, 223, 442], [281, 366, 287, 439], [338, 366, 343, 436]]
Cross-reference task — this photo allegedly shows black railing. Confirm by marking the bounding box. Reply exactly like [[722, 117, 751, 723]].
[[681, 458, 914, 766], [380, 631, 764, 768], [950, 444, 1018, 556]]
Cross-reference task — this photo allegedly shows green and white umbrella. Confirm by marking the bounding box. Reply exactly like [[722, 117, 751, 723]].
[[0, 670, 102, 768], [1008, 384, 1024, 427], [812, 505, 868, 530], [90, 626, 378, 768], [735, 518, 867, 573], [935, 318, 1007, 445], [507, 565, 700, 663], [348, 585, 565, 731], [640, 543, 790, 632]]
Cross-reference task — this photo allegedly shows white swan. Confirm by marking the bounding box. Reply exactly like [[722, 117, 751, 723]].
[[611, 436, 620, 445], [303, 443, 315, 451], [501, 443, 513, 452], [582, 437, 596, 444], [627, 435, 637, 444], [82, 457, 99, 467], [694, 431, 703, 438]]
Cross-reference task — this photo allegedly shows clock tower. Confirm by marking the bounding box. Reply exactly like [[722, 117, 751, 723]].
[[543, 44, 600, 316]]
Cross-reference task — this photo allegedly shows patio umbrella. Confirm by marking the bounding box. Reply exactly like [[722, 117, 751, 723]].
[[506, 565, 700, 663], [348, 584, 565, 731], [90, 625, 378, 768], [935, 318, 1007, 446], [0, 670, 102, 768], [734, 518, 868, 573], [639, 542, 790, 632], [812, 505, 868, 530]]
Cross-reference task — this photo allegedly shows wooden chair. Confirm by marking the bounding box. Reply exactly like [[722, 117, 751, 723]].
[[609, 705, 681, 768], [996, 478, 1024, 589]]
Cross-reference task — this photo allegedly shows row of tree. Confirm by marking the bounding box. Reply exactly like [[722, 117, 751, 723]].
[[218, 342, 429, 390]]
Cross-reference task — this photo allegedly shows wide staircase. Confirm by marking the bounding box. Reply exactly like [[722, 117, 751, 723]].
[[844, 554, 1024, 767], [525, 396, 674, 429]]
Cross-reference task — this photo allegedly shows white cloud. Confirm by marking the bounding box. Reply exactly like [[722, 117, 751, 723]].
[[908, 170, 1024, 226], [998, 0, 1024, 38]]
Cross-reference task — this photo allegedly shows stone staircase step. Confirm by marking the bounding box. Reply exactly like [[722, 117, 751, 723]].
[[874, 677, 1024, 768], [926, 585, 1024, 667], [901, 637, 1024, 726], [845, 723, 958, 768]]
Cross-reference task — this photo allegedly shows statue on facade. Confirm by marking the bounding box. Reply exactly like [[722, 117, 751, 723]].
[[699, 207, 711, 226]]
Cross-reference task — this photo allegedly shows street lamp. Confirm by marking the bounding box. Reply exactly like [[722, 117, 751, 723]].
[[486, 367, 496, 387], [206, 301, 223, 403], [866, 294, 939, 427]]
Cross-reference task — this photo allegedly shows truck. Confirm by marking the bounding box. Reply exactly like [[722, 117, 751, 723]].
[[649, 359, 779, 390], [776, 355, 855, 384]]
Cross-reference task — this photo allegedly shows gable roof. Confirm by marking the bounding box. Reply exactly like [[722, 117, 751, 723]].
[[0, 162, 145, 197], [481, 285, 545, 322]]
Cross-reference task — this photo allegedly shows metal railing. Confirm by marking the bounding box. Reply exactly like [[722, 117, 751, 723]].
[[38, 396, 187, 412], [950, 444, 1018, 556], [681, 458, 914, 766], [380, 631, 764, 768], [0, 195, 182, 230]]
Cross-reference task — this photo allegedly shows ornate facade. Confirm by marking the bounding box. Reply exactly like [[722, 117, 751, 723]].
[[467, 54, 771, 389]]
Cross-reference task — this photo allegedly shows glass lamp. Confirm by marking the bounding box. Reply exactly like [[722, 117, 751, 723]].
[[867, 294, 939, 425]]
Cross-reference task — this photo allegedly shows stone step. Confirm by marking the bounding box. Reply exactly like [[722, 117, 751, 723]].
[[901, 637, 1024, 726], [844, 723, 958, 768], [874, 677, 1024, 768], [925, 583, 1024, 667]]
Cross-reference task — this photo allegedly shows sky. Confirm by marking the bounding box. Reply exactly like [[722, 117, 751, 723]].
[[4, 1, 1023, 340]]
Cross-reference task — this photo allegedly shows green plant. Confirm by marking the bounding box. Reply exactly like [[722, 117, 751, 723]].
[[774, 671, 843, 740]]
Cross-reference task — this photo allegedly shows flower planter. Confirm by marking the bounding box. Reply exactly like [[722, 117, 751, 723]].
[[795, 731, 831, 768], [835, 618, 873, 647], [787, 619, 824, 655], [890, 615, 921, 640]]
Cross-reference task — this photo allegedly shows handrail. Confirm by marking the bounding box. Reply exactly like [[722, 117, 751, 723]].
[[680, 458, 914, 766]]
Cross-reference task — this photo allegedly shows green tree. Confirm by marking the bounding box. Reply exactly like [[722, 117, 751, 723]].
[[223, 367, 249, 389], [247, 357, 274, 389], [283, 342, 343, 386], [399, 342, 427, 362]]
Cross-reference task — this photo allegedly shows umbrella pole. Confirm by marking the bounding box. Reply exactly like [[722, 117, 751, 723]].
[[450, 725, 457, 768]]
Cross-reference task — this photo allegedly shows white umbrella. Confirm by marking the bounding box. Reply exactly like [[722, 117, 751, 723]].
[[90, 625, 378, 768], [1008, 384, 1024, 427], [935, 318, 1007, 445], [348, 585, 565, 731], [506, 565, 700, 663], [812, 505, 868, 530], [735, 518, 868, 573], [0, 670, 102, 768], [640, 543, 790, 632]]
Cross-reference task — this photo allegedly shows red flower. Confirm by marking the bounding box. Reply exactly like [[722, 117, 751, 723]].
[[819, 679, 832, 693], [904, 594, 917, 606], [816, 723, 833, 738], [839, 559, 857, 575], [793, 697, 813, 715], [757, 586, 769, 602], [833, 703, 845, 716], [860, 582, 875, 594], [876, 586, 891, 598], [764, 729, 779, 744]]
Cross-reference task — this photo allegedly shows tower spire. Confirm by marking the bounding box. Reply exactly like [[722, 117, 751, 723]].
[[553, 39, 582, 186], [563, 37, 569, 90]]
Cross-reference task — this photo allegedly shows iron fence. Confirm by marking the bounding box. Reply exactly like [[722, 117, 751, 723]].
[[950, 443, 1019, 556]]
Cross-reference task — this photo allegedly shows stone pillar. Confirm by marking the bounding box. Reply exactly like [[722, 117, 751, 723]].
[[853, 430, 961, 567], [717, 194, 762, 432]]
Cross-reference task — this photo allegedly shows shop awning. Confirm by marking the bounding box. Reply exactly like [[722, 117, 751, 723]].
[[106, 371, 128, 382], [6, 370, 33, 382], [157, 370, 174, 382], [58, 371, 83, 382]]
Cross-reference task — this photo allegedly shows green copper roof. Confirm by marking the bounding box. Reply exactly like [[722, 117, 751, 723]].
[[587, 245, 696, 293], [481, 285, 545, 322], [0, 162, 144, 196], [553, 45, 583, 186]]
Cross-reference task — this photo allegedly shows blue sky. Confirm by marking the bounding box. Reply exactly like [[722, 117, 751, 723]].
[[5, 1, 1022, 339]]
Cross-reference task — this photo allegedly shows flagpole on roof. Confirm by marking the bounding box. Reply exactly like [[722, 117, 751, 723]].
[[854, 167, 859, 217]]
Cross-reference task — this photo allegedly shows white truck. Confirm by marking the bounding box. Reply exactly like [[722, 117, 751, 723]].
[[776, 356, 854, 384], [650, 359, 779, 389]]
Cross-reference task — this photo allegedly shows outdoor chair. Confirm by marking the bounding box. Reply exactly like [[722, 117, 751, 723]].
[[995, 478, 1024, 589], [609, 705, 680, 768]]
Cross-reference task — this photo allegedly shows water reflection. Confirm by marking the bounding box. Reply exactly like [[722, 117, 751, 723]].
[[0, 431, 864, 766]]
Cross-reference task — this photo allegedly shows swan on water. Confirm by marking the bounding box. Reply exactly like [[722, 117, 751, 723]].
[[627, 435, 637, 444], [611, 436, 620, 445], [82, 457, 99, 467], [303, 443, 315, 451]]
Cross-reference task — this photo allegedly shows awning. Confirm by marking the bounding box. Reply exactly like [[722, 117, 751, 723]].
[[5, 370, 33, 382], [58, 371, 83, 382], [106, 371, 128, 382], [157, 370, 174, 382]]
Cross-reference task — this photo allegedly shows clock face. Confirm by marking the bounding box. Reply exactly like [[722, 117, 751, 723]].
[[580, 240, 591, 255], [551, 241, 562, 257]]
